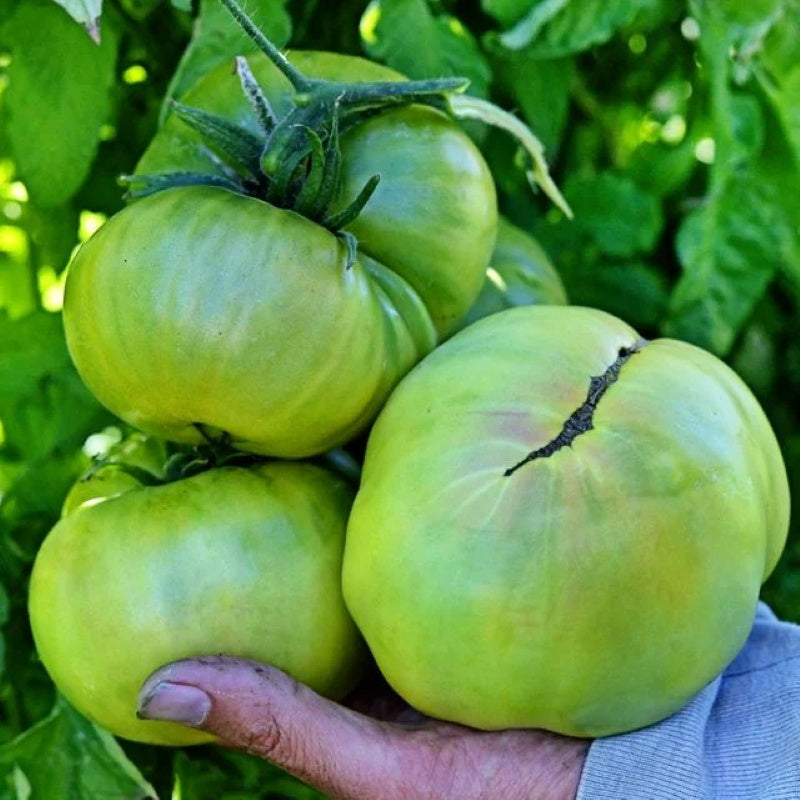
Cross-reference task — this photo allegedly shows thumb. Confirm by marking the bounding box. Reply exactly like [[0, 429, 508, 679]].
[[137, 656, 403, 799]]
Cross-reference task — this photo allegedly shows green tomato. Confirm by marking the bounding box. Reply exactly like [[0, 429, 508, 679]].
[[30, 461, 364, 745], [136, 52, 496, 338], [343, 305, 790, 737], [63, 52, 497, 458], [461, 216, 568, 328]]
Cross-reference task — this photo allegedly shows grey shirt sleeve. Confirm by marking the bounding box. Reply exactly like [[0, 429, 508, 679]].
[[576, 603, 800, 799]]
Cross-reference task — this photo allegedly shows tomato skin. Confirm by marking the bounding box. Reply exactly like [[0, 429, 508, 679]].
[[29, 461, 364, 745], [64, 186, 435, 456], [64, 51, 495, 457], [328, 104, 495, 335], [343, 305, 790, 737], [135, 51, 497, 339]]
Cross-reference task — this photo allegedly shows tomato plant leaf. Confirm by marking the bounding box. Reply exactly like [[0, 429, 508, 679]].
[[564, 261, 669, 332], [480, 0, 538, 28], [0, 311, 109, 503], [0, 240, 37, 320], [492, 0, 569, 51], [162, 0, 290, 111], [174, 750, 326, 799], [0, 311, 69, 410], [627, 139, 699, 199], [663, 172, 785, 355], [752, 2, 800, 168], [491, 0, 660, 55], [0, 310, 108, 579], [360, 0, 491, 97], [3, 0, 117, 208], [663, 0, 800, 355], [492, 55, 573, 153], [0, 697, 156, 800], [49, 0, 103, 42], [562, 172, 663, 258]]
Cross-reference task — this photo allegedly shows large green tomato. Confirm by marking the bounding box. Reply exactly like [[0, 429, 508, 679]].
[[343, 306, 790, 737], [30, 461, 365, 745], [63, 52, 497, 458]]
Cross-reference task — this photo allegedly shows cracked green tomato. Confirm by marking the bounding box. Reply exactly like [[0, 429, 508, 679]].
[[342, 305, 790, 737]]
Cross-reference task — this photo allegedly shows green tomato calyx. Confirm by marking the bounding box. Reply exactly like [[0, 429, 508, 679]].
[[75, 428, 363, 505], [82, 438, 261, 494], [504, 339, 648, 477], [122, 0, 468, 267]]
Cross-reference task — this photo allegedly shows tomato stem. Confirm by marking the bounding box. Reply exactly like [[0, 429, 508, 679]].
[[135, 0, 569, 260], [220, 0, 311, 92]]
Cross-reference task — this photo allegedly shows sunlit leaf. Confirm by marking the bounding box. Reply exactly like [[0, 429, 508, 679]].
[[4, 0, 118, 207], [666, 0, 800, 355], [714, 0, 784, 26]]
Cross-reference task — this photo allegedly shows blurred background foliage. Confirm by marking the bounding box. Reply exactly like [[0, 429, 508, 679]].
[[0, 0, 799, 796]]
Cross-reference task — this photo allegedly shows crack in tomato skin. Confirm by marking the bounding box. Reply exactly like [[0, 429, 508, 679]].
[[503, 339, 649, 477]]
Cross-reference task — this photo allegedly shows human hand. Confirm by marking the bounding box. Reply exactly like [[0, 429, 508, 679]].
[[137, 657, 589, 800]]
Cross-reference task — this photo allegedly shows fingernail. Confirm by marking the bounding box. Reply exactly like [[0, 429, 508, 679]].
[[136, 681, 212, 726]]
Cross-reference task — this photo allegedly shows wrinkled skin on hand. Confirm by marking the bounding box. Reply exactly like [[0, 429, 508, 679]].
[[138, 657, 588, 800]]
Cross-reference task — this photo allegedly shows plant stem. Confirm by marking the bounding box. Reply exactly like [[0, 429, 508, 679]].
[[220, 0, 310, 91]]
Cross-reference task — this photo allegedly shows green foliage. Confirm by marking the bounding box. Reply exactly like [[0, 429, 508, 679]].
[[360, 0, 491, 96], [50, 0, 103, 40], [563, 172, 664, 258], [665, 171, 784, 354], [487, 0, 677, 54], [171, 750, 325, 799], [0, 697, 157, 799], [0, 0, 799, 795], [3, 0, 118, 207]]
